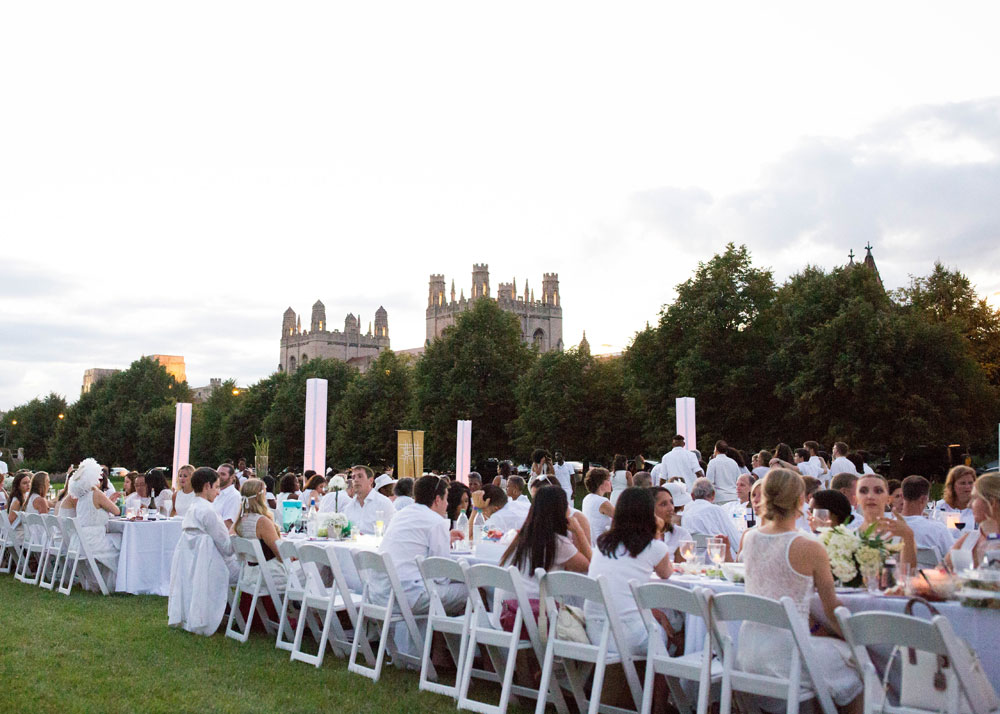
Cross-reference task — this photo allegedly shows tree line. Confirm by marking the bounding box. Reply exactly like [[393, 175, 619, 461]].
[[4, 244, 999, 473]]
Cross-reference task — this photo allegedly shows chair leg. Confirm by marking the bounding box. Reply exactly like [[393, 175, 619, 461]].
[[275, 591, 299, 652], [535, 640, 558, 714]]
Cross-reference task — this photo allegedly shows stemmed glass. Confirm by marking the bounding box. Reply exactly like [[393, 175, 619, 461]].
[[707, 541, 725, 578], [375, 509, 386, 538], [679, 539, 696, 564]]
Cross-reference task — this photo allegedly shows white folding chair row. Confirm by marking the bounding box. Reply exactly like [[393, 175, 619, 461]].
[[630, 581, 723, 714], [225, 535, 294, 643], [835, 606, 999, 714], [14, 513, 48, 585], [58, 516, 111, 596], [39, 514, 67, 590], [535, 569, 643, 714], [0, 510, 24, 574], [348, 550, 429, 682]]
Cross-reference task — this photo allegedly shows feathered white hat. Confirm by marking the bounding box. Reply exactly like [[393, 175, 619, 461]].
[[68, 458, 102, 498]]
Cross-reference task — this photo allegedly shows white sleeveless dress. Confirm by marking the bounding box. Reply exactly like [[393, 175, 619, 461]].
[[609, 470, 630, 505], [25, 495, 48, 542], [236, 513, 286, 590], [76, 491, 123, 586], [738, 529, 861, 705]]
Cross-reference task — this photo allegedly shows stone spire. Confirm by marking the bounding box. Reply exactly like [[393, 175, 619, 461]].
[[862, 242, 883, 289], [579, 330, 590, 355], [296, 315, 301, 334], [451, 279, 456, 303]]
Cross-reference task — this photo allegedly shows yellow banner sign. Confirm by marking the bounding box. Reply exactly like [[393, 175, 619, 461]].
[[396, 430, 424, 479]]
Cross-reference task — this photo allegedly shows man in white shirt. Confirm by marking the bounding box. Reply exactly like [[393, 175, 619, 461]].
[[681, 478, 741, 559], [341, 465, 395, 535], [900, 475, 954, 563], [212, 462, 241, 529], [235, 458, 252, 485], [505, 475, 531, 517], [0, 450, 8, 475], [374, 475, 466, 614], [653, 435, 704, 487], [392, 477, 415, 511], [706, 440, 740, 505], [800, 441, 829, 484], [830, 472, 862, 526], [552, 451, 575, 503], [828, 441, 858, 480], [722, 473, 753, 521]]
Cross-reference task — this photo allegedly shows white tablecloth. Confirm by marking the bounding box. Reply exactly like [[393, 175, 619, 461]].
[[669, 574, 1000, 685], [107, 518, 183, 596]]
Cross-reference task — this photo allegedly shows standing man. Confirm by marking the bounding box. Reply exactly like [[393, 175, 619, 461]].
[[828, 442, 858, 479], [0, 450, 9, 476], [654, 435, 704, 487], [552, 451, 575, 503], [235, 458, 251, 485], [706, 440, 740, 505], [800, 441, 829, 485], [212, 462, 241, 529], [341, 465, 395, 535]]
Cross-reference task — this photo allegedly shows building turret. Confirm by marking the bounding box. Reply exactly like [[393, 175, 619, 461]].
[[345, 312, 359, 336], [374, 305, 389, 338], [862, 242, 883, 289], [296, 315, 302, 334], [542, 273, 560, 307], [579, 330, 590, 355], [472, 263, 490, 299], [311, 300, 326, 332], [282, 307, 296, 337], [428, 274, 446, 307], [524, 279, 530, 303], [451, 279, 456, 303]]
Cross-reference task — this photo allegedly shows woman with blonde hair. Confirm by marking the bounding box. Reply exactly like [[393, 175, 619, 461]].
[[852, 472, 917, 569], [738, 468, 862, 713], [232, 478, 284, 586], [936, 465, 976, 527], [950, 472, 1000, 567]]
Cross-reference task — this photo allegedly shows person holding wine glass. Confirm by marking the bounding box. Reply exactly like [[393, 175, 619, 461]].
[[739, 468, 863, 713], [851, 473, 917, 569], [948, 473, 1000, 568], [936, 465, 976, 531], [807, 489, 853, 531]]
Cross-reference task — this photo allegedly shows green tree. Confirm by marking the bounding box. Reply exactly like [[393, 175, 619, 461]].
[[329, 351, 415, 468], [4, 392, 68, 470], [413, 299, 533, 468], [261, 359, 357, 471], [191, 379, 240, 466], [221, 372, 288, 463], [136, 404, 179, 469], [47, 388, 101, 469]]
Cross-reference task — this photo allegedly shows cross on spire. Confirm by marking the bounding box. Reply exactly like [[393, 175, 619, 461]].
[[848, 249, 855, 263], [865, 241, 873, 256]]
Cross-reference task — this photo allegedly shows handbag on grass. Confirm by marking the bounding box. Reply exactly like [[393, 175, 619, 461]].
[[895, 597, 998, 714]]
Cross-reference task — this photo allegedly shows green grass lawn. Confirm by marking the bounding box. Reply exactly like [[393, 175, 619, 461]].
[[0, 575, 529, 714]]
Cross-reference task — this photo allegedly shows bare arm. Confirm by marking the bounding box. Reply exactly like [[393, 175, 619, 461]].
[[35, 497, 50, 514], [256, 516, 283, 562], [567, 513, 592, 562], [791, 537, 844, 637], [653, 552, 674, 580], [94, 488, 120, 516], [562, 552, 590, 573], [598, 500, 614, 517], [625, 471, 633, 487]]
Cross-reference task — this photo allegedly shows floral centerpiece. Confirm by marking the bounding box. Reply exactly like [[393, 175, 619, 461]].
[[317, 512, 351, 540], [327, 473, 348, 512], [818, 524, 902, 588]]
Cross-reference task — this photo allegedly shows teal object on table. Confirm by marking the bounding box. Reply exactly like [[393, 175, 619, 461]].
[[282, 500, 302, 531]]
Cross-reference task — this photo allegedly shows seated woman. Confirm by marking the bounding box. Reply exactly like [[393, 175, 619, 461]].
[[936, 465, 976, 528], [808, 489, 853, 531], [531, 476, 592, 539], [6, 472, 32, 527], [492, 460, 513, 488], [300, 473, 326, 510], [169, 466, 240, 636], [232, 478, 284, 589], [739, 469, 862, 713], [950, 472, 999, 567], [171, 465, 197, 518], [582, 467, 615, 545], [56, 484, 78, 518], [500, 485, 591, 598], [68, 459, 123, 590], [447, 481, 472, 532], [275, 473, 300, 505], [145, 469, 174, 516], [650, 486, 692, 560], [121, 471, 137, 505], [852, 473, 917, 569], [586, 487, 673, 654], [24, 472, 51, 515], [737, 479, 766, 558]]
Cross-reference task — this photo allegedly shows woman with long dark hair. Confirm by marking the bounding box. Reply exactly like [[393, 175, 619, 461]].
[[609, 453, 633, 505], [500, 485, 590, 596], [447, 481, 472, 530], [586, 487, 673, 653]]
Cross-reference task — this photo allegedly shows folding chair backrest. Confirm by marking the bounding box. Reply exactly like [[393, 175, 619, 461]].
[[24, 513, 46, 545], [232, 535, 262, 564], [465, 564, 539, 642], [916, 547, 941, 569], [837, 610, 948, 654], [537, 569, 603, 604], [692, 532, 710, 550], [712, 591, 790, 629], [631, 580, 705, 618], [42, 514, 62, 543], [417, 555, 466, 583]]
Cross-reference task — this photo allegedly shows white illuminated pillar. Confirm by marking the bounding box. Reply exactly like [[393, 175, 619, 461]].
[[675, 397, 697, 451], [171, 402, 192, 491], [304, 378, 328, 475], [456, 420, 472, 485]]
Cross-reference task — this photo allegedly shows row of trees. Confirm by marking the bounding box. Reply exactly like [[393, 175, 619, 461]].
[[4, 245, 999, 473]]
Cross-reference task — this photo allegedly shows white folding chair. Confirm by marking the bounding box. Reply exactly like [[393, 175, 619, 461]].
[[630, 581, 723, 714], [275, 540, 312, 653], [291, 543, 371, 667], [535, 570, 643, 714], [457, 564, 569, 714], [38, 514, 66, 590], [225, 536, 293, 643], [14, 513, 47, 585], [348, 550, 429, 682], [835, 607, 999, 714], [916, 547, 942, 569], [0, 511, 23, 574], [415, 556, 484, 699], [710, 592, 837, 714], [57, 517, 110, 595]]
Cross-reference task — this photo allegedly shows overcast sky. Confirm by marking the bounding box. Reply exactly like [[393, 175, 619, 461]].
[[3, 2, 1000, 410]]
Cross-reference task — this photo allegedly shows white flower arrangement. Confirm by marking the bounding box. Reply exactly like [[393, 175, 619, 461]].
[[317, 511, 350, 539], [818, 522, 901, 587], [328, 474, 348, 491]]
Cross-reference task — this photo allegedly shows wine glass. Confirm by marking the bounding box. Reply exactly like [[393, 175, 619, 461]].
[[679, 539, 696, 563], [861, 563, 881, 594], [955, 521, 967, 532], [375, 509, 386, 538], [707, 542, 725, 577]]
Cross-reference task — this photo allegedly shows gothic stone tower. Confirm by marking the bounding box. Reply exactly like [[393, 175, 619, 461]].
[[425, 265, 563, 351], [280, 302, 389, 374]]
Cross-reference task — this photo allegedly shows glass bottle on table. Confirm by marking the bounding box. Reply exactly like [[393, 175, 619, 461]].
[[472, 511, 485, 549], [455, 512, 469, 548]]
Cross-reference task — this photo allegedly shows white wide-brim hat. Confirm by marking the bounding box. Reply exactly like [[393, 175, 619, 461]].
[[374, 474, 398, 491], [665, 481, 692, 508]]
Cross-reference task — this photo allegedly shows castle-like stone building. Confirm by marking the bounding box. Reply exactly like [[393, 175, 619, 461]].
[[279, 301, 389, 374], [426, 264, 563, 352]]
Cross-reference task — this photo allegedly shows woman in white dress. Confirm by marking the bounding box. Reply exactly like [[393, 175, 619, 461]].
[[299, 473, 326, 511], [68, 459, 122, 589], [949, 472, 999, 567], [935, 465, 976, 528], [232, 478, 285, 589], [24, 472, 51, 516], [852, 473, 917, 569], [738, 468, 862, 712], [171, 465, 197, 517], [609, 454, 633, 505], [145, 469, 174, 516], [651, 486, 692, 560], [581, 467, 614, 544]]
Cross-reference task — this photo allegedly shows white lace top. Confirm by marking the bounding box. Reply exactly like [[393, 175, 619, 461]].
[[742, 528, 814, 620]]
